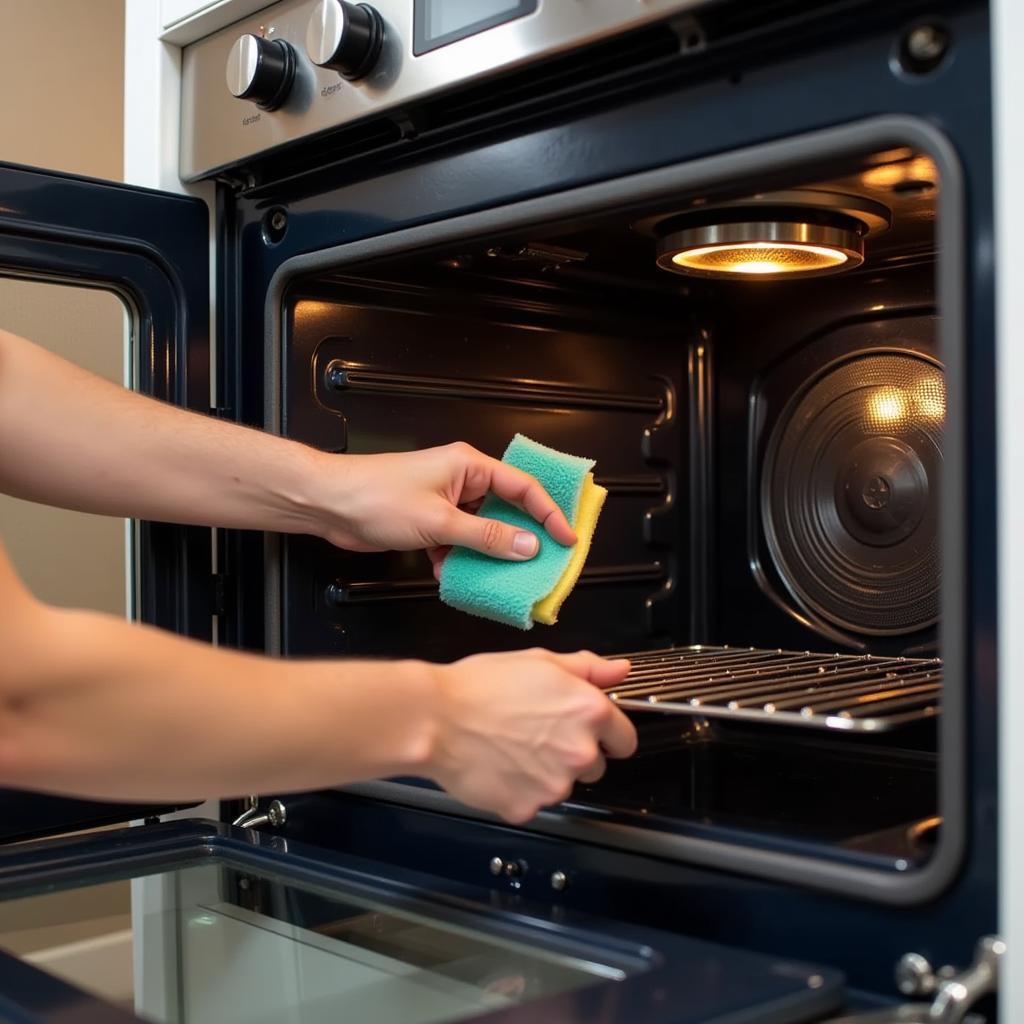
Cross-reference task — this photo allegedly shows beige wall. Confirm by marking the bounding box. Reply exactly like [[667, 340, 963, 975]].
[[0, 0, 127, 613], [0, 0, 132, 952], [0, 1, 124, 178]]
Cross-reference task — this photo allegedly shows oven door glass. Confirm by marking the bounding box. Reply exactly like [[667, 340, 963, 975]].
[[0, 821, 844, 1024], [0, 161, 210, 840]]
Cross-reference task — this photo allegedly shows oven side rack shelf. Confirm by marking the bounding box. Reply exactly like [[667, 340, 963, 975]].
[[607, 645, 942, 733]]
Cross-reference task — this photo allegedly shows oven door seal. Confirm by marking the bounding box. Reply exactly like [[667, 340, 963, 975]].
[[262, 115, 967, 907]]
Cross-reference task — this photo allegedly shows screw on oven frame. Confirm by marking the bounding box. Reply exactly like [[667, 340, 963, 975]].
[[895, 22, 951, 76], [262, 207, 289, 244], [504, 859, 525, 879], [324, 359, 349, 391], [550, 870, 568, 892], [488, 856, 528, 879]]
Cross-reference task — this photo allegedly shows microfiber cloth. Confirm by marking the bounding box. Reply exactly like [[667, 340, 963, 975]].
[[532, 473, 607, 625], [439, 434, 596, 629]]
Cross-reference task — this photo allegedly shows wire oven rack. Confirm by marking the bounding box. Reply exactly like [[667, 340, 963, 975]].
[[608, 645, 942, 733]]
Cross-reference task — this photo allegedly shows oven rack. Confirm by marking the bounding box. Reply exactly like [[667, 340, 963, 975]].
[[608, 645, 942, 733]]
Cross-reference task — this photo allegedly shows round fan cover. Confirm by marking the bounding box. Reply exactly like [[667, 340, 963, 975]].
[[763, 351, 944, 635]]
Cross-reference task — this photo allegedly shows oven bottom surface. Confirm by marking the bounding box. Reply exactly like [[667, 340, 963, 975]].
[[574, 728, 936, 852]]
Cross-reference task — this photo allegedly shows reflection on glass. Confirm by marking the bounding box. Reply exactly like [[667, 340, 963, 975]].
[[428, 0, 522, 39], [861, 154, 938, 189], [1, 862, 632, 1024]]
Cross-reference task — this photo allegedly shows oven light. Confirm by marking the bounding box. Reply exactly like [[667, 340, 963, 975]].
[[656, 219, 865, 280], [671, 241, 850, 276]]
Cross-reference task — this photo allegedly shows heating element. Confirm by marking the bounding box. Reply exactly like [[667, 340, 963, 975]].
[[608, 646, 942, 732]]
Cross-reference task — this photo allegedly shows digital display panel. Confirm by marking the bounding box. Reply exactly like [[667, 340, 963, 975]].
[[414, 0, 537, 55], [429, 0, 520, 37]]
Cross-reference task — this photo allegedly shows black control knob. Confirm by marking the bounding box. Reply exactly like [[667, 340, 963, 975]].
[[306, 0, 384, 81], [226, 34, 296, 110]]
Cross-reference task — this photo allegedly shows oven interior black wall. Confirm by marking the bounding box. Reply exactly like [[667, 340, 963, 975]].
[[282, 269, 692, 660], [278, 147, 943, 868]]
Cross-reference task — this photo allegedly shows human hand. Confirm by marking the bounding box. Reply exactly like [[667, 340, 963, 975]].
[[313, 442, 576, 575], [426, 649, 636, 823]]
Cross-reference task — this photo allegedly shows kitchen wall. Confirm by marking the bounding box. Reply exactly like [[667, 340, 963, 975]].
[[0, 0, 132, 977]]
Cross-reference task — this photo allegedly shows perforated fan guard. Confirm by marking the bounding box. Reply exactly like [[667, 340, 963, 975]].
[[761, 351, 945, 636]]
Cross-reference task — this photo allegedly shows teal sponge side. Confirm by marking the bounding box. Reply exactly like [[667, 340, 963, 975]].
[[439, 434, 594, 629]]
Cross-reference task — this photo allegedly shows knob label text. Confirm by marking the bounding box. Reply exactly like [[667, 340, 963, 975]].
[[242, 113, 262, 127], [321, 82, 344, 98]]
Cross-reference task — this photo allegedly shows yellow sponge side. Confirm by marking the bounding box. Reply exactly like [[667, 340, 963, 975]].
[[532, 473, 607, 626]]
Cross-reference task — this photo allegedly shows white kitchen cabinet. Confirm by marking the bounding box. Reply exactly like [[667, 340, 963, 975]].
[[160, 0, 277, 45]]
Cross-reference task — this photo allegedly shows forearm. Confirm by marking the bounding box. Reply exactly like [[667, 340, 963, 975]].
[[0, 328, 330, 536], [0, 536, 634, 821], [0, 602, 438, 802]]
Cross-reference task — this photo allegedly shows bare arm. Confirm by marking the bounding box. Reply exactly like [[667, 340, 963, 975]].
[[0, 329, 575, 562], [0, 328, 318, 535], [0, 329, 635, 821], [0, 542, 634, 821], [0, 539, 438, 801]]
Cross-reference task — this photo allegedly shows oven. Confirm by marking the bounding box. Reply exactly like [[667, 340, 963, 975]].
[[0, 0, 1012, 1020]]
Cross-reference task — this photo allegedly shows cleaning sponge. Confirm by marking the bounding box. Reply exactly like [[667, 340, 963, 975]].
[[439, 434, 598, 629], [532, 472, 607, 625]]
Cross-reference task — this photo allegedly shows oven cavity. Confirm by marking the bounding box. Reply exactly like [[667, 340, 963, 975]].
[[278, 139, 953, 891]]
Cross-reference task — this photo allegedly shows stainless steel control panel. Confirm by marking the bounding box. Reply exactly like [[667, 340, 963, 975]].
[[180, 0, 708, 181]]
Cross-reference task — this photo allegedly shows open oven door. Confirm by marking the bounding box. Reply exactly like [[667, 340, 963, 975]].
[[0, 160, 210, 841], [0, 163, 847, 1023], [0, 819, 846, 1024]]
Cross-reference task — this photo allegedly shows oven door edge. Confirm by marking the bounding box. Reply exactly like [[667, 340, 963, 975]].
[[0, 161, 211, 841]]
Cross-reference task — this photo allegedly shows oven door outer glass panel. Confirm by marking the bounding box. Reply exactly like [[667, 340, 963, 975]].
[[0, 161, 210, 840], [263, 114, 966, 906], [0, 819, 844, 1024]]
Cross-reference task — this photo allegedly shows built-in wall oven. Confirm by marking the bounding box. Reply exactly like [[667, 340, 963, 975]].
[[0, 0, 1009, 1021]]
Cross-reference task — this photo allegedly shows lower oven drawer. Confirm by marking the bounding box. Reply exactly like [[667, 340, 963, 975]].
[[0, 820, 842, 1024]]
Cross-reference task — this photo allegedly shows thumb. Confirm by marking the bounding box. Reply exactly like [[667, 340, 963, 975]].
[[443, 509, 541, 561]]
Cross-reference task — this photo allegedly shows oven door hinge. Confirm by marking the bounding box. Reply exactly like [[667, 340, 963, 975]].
[[211, 572, 231, 618], [837, 937, 1004, 1023], [232, 796, 287, 830]]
